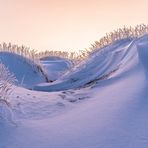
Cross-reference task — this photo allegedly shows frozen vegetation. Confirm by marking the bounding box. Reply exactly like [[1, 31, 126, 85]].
[[1, 25, 148, 147]]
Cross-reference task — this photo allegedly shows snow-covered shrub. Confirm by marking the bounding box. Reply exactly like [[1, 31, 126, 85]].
[[87, 24, 148, 55], [0, 64, 17, 124], [36, 24, 148, 61], [0, 64, 16, 103]]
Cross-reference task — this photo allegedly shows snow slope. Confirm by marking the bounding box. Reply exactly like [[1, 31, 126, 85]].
[[34, 38, 135, 91], [1, 35, 148, 148], [40, 56, 73, 81], [0, 52, 48, 88]]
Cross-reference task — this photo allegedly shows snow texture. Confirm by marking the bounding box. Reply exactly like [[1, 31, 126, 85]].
[[1, 35, 148, 148]]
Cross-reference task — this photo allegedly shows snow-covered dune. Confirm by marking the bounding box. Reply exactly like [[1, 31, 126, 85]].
[[34, 36, 142, 91], [40, 56, 73, 81], [1, 35, 148, 148], [0, 52, 48, 88]]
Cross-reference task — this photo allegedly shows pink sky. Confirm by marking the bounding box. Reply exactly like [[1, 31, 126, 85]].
[[0, 0, 148, 51]]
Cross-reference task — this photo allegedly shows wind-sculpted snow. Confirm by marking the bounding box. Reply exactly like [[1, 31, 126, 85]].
[[0, 52, 48, 88], [34, 36, 148, 92], [2, 35, 148, 148], [40, 56, 73, 81]]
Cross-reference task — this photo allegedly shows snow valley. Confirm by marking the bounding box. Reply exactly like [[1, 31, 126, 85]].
[[1, 25, 148, 148]]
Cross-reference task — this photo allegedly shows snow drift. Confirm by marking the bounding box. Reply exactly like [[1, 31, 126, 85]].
[[1, 34, 148, 148], [34, 36, 143, 92], [0, 52, 48, 88], [40, 56, 73, 81]]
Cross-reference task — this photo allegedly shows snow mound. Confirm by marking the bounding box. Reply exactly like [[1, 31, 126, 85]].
[[2, 35, 148, 148], [0, 52, 48, 88], [34, 36, 143, 92], [40, 56, 73, 81]]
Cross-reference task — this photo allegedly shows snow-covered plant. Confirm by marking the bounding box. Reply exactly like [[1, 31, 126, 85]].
[[36, 24, 148, 61], [0, 64, 16, 105], [0, 24, 148, 62], [0, 43, 49, 82], [88, 24, 148, 54], [0, 64, 17, 125]]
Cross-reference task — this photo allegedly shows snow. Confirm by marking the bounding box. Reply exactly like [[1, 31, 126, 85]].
[[1, 35, 148, 147], [0, 52, 47, 88], [33, 38, 135, 91], [40, 56, 73, 81]]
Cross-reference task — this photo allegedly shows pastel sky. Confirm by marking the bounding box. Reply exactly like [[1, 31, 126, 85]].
[[0, 0, 148, 51]]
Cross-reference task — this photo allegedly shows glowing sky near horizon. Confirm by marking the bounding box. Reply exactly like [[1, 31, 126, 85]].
[[0, 0, 148, 51]]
